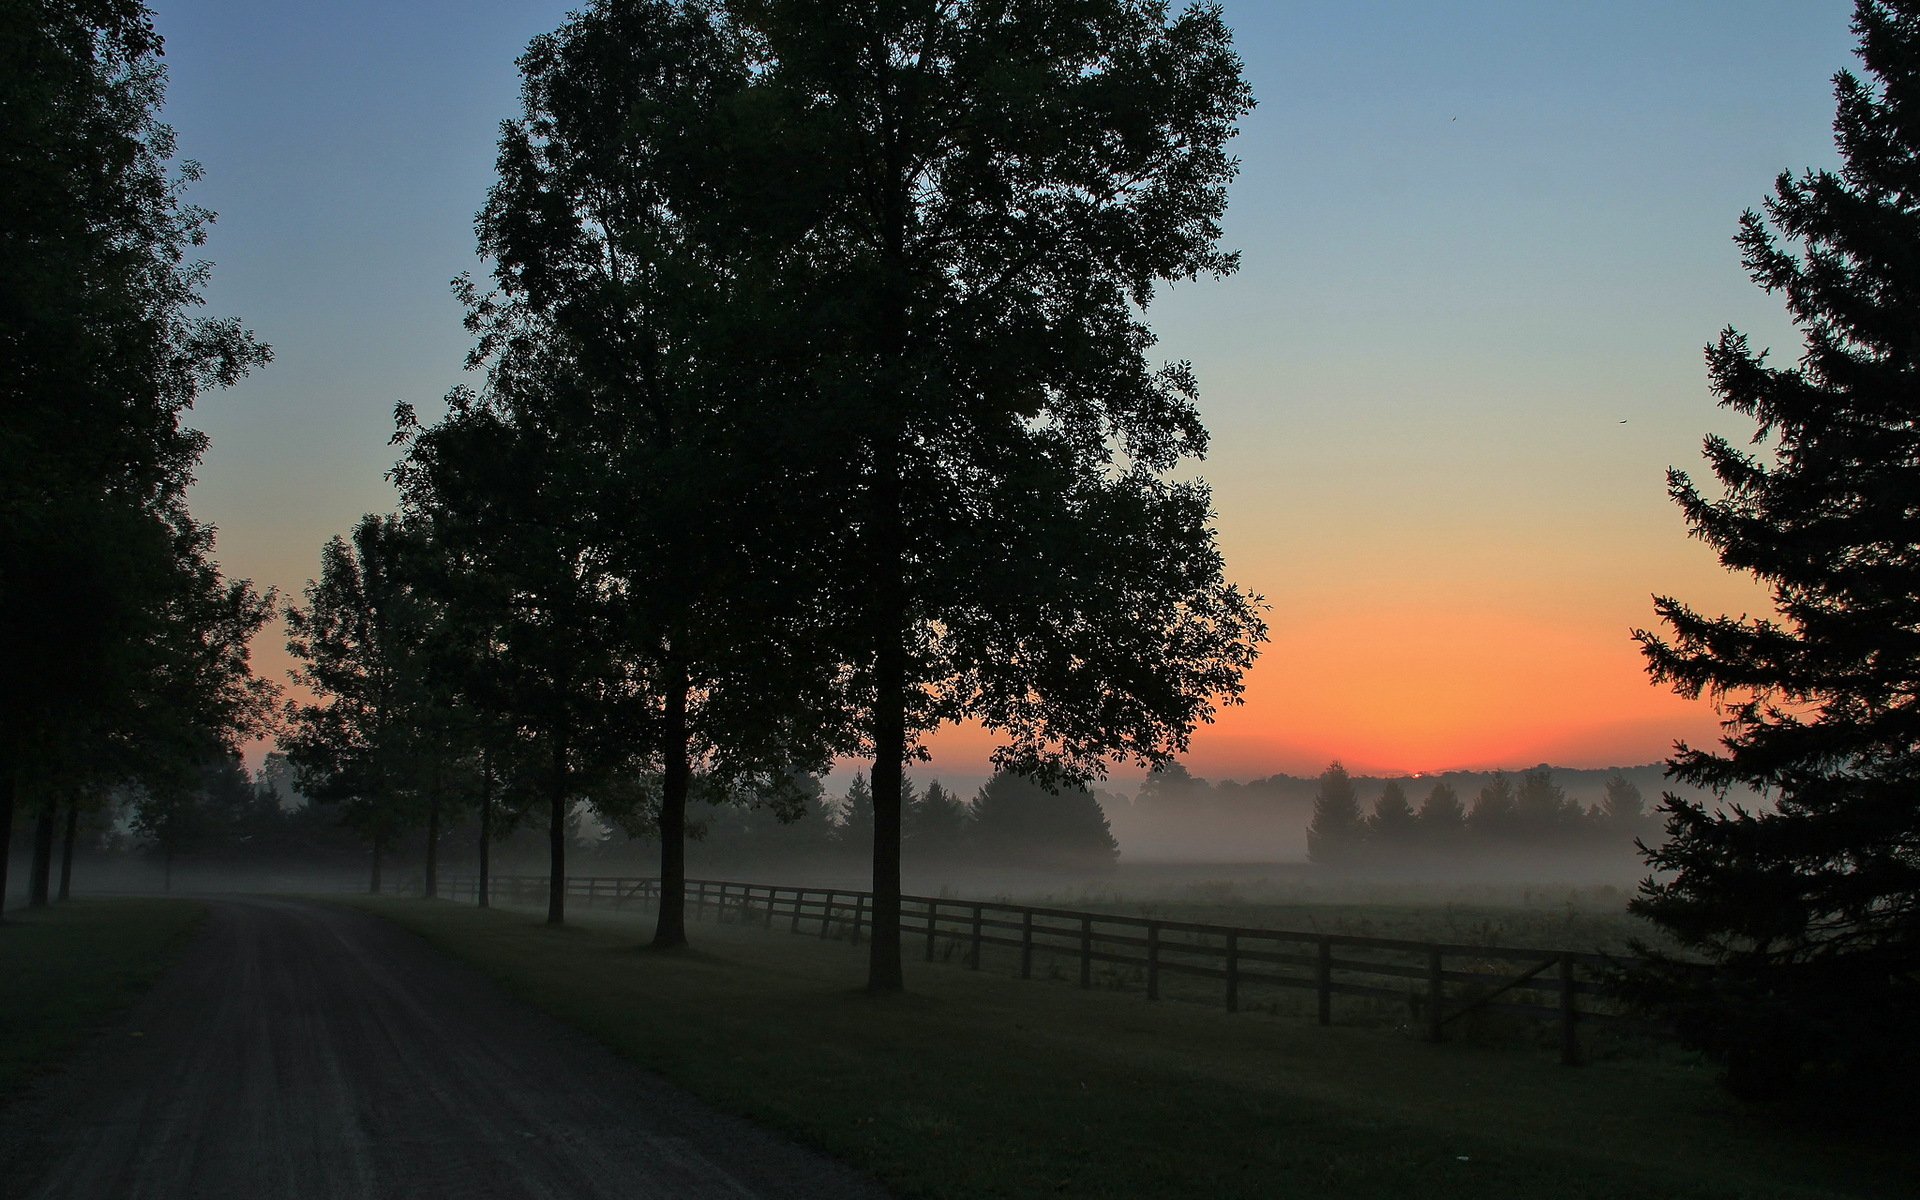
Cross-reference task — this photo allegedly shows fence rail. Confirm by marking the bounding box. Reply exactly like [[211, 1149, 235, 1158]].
[[439, 872, 1642, 1064]]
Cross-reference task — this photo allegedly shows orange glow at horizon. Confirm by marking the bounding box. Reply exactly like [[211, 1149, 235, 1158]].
[[915, 599, 1730, 785]]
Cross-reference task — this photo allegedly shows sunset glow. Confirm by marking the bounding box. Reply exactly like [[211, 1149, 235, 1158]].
[[162, 1, 1848, 785]]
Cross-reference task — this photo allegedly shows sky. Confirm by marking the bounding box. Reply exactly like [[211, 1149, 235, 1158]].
[[151, 0, 1858, 784]]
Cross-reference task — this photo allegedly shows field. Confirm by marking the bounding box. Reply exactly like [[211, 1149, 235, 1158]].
[[354, 894, 1909, 1200], [0, 899, 205, 1097]]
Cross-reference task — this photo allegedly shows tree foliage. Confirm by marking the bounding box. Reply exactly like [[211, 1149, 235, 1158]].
[[1, 1, 273, 910], [727, 0, 1265, 991], [1306, 762, 1366, 865], [1626, 0, 1920, 1110]]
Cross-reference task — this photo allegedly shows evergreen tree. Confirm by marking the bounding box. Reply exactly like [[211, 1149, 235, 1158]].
[[1367, 779, 1419, 847], [1306, 762, 1367, 866], [905, 779, 970, 862], [969, 771, 1119, 871], [835, 773, 879, 858], [1416, 781, 1468, 842], [1467, 773, 1519, 842], [1514, 765, 1579, 842], [1627, 0, 1920, 1107], [1597, 773, 1647, 836]]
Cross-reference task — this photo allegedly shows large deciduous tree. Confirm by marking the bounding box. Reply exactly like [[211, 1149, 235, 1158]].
[[734, 0, 1266, 993], [284, 516, 436, 894], [414, 0, 844, 939], [1, 1, 272, 913], [1627, 0, 1920, 1109]]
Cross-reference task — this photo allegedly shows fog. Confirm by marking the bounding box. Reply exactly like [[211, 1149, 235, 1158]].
[[9, 759, 1748, 913]]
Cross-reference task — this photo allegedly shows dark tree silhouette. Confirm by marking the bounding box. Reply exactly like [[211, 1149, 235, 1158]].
[[417, 0, 843, 943], [1597, 773, 1647, 836], [1, 1, 272, 914], [1416, 781, 1468, 843], [397, 384, 635, 926], [905, 779, 969, 862], [1306, 763, 1367, 866], [284, 517, 440, 894], [835, 773, 879, 859], [1367, 779, 1418, 849], [969, 772, 1119, 871], [1627, 0, 1920, 1108], [1466, 773, 1519, 842], [1514, 765, 1579, 843], [733, 0, 1264, 993]]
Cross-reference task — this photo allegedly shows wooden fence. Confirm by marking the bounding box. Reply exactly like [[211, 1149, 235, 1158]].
[[439, 873, 1638, 1065]]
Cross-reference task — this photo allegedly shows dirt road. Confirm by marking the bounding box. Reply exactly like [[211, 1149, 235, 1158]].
[[0, 898, 892, 1199]]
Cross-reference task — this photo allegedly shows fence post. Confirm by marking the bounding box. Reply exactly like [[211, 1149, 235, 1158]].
[[1079, 915, 1092, 989], [853, 893, 865, 944], [925, 899, 938, 961], [1317, 937, 1332, 1026], [790, 888, 802, 934], [1020, 910, 1034, 980], [1225, 932, 1239, 1013], [819, 891, 834, 939], [1560, 956, 1579, 1066], [764, 887, 776, 929], [970, 904, 983, 969], [1147, 922, 1161, 1001], [1427, 948, 1445, 1043]]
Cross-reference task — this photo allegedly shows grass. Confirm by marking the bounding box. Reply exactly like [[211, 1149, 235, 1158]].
[[0, 898, 205, 1097], [352, 896, 1910, 1200]]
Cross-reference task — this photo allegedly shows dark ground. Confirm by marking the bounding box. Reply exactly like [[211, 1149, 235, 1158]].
[[0, 897, 893, 1199]]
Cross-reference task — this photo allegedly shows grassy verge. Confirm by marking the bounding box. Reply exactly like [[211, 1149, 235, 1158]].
[[354, 898, 1907, 1200], [0, 898, 205, 1096]]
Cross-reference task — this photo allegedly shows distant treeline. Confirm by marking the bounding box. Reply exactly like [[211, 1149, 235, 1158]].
[[1093, 760, 1692, 866], [643, 771, 1120, 875], [1302, 762, 1657, 867]]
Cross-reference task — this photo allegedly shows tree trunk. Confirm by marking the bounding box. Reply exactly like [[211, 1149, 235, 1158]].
[[370, 834, 383, 895], [478, 747, 493, 909], [653, 655, 691, 948], [28, 796, 55, 908], [424, 785, 441, 900], [547, 729, 567, 926], [866, 432, 908, 993], [0, 762, 16, 918], [57, 800, 78, 901]]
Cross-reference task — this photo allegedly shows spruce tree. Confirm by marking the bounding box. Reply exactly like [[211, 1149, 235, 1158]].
[[1367, 780, 1418, 846], [1628, 0, 1920, 1107], [1306, 762, 1367, 866]]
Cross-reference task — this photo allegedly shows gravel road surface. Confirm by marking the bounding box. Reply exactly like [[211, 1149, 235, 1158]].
[[0, 897, 892, 1199]]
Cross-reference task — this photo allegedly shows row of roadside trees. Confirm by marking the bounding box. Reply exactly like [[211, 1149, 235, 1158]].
[[278, 0, 1267, 992], [2, 1, 278, 915]]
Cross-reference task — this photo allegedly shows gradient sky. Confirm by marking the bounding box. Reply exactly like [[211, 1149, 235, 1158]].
[[152, 1, 1856, 782]]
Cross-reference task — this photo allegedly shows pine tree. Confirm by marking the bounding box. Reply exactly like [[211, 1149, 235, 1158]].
[[1466, 773, 1518, 842], [1597, 774, 1647, 836], [1367, 780, 1418, 847], [1627, 0, 1920, 1108], [1416, 782, 1467, 841], [1306, 762, 1367, 866]]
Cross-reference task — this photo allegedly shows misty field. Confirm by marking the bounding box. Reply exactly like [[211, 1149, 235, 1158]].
[[356, 896, 1905, 1200], [0, 899, 204, 1097]]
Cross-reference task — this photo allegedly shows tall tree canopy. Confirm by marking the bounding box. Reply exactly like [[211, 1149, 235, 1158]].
[[1628, 0, 1920, 1109], [1, 0, 272, 911], [401, 0, 843, 933], [283, 516, 437, 893], [733, 0, 1266, 992]]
